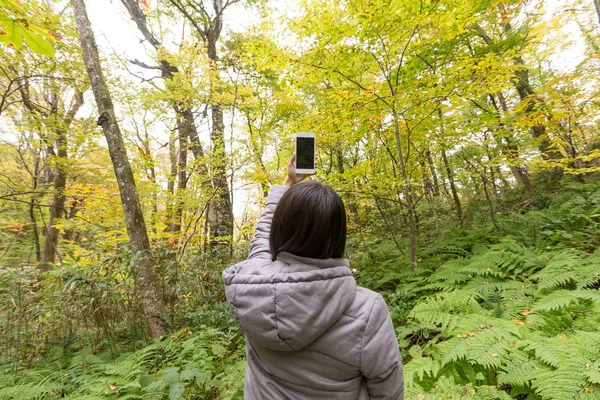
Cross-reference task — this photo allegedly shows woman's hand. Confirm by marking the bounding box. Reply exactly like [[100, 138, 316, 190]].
[[283, 153, 316, 187]]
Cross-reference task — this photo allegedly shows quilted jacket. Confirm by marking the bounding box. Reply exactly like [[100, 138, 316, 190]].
[[223, 185, 403, 399]]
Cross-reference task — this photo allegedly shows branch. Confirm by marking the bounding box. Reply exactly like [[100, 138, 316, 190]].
[[168, 0, 208, 42], [395, 25, 419, 89], [472, 23, 494, 45], [119, 0, 161, 48], [130, 59, 162, 70], [334, 68, 393, 110], [466, 97, 494, 114]]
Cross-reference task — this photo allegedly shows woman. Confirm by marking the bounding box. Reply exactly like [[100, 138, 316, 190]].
[[223, 154, 404, 399]]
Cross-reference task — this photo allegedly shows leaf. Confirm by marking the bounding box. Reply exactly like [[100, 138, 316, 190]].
[[29, 24, 60, 41], [168, 382, 185, 400], [138, 374, 155, 388], [2, 0, 24, 8], [180, 368, 201, 381], [161, 367, 180, 385], [22, 28, 54, 56], [0, 19, 22, 48]]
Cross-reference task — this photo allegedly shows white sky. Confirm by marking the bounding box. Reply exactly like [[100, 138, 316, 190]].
[[81, 0, 590, 218]]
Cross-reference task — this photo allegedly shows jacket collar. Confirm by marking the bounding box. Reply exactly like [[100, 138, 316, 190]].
[[276, 251, 349, 269]]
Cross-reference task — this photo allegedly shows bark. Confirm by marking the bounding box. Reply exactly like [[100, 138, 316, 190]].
[[63, 197, 82, 242], [489, 92, 536, 199], [393, 113, 418, 269], [41, 92, 83, 269], [595, 0, 600, 26], [207, 103, 233, 248], [166, 119, 188, 234], [482, 175, 500, 231], [71, 0, 168, 338], [421, 160, 440, 235], [425, 149, 440, 196], [438, 110, 465, 229], [28, 156, 42, 262], [441, 148, 465, 229], [165, 132, 177, 231]]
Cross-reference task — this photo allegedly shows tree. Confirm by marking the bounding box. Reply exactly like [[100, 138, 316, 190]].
[[168, 0, 237, 250], [120, 0, 210, 239], [70, 0, 168, 338]]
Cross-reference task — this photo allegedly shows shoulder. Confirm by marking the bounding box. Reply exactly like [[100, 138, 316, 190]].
[[223, 258, 284, 284], [344, 286, 388, 322]]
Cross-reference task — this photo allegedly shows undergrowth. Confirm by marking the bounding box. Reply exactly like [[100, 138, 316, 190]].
[[352, 179, 600, 399], [0, 327, 245, 399], [2, 178, 600, 399]]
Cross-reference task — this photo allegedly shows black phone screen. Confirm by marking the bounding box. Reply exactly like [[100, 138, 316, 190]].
[[296, 137, 315, 169]]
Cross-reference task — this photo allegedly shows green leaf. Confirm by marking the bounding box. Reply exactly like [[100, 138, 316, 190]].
[[138, 374, 155, 388], [22, 28, 54, 56], [0, 19, 22, 48], [168, 382, 185, 400], [161, 367, 180, 385], [180, 368, 201, 381]]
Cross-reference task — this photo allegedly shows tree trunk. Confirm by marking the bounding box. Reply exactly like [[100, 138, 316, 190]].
[[40, 92, 83, 270], [595, 0, 600, 26], [166, 118, 188, 234], [422, 161, 441, 235], [121, 0, 210, 236], [475, 24, 557, 159], [442, 148, 465, 228], [206, 20, 233, 250], [207, 102, 233, 249], [336, 149, 362, 229], [166, 0, 234, 251], [425, 149, 440, 196], [41, 155, 66, 268], [438, 110, 465, 228], [511, 56, 558, 159], [482, 174, 500, 231], [29, 198, 41, 262], [489, 92, 536, 199], [71, 0, 168, 338], [393, 113, 417, 269], [63, 198, 82, 242], [246, 115, 270, 198], [165, 132, 177, 232]]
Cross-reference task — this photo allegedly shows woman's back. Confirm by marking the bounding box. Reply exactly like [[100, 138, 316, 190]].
[[223, 184, 403, 399]]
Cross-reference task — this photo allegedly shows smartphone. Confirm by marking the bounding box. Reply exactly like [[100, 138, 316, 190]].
[[295, 132, 316, 174]]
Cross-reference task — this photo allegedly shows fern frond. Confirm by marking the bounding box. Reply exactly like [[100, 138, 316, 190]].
[[409, 291, 482, 333], [497, 349, 547, 388], [403, 355, 441, 389], [533, 289, 600, 311], [520, 340, 562, 368]]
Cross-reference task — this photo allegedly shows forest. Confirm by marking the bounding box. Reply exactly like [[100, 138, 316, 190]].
[[1, 0, 600, 398]]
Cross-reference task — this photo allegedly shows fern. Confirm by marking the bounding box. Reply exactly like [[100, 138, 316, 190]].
[[497, 349, 547, 388], [532, 289, 600, 311], [408, 291, 483, 334]]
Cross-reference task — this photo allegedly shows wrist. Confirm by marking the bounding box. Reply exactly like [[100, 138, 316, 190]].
[[283, 176, 294, 187]]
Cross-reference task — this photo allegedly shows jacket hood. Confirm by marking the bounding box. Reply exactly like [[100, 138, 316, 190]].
[[223, 252, 356, 351]]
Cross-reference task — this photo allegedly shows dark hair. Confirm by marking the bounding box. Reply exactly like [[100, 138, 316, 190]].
[[270, 180, 346, 260]]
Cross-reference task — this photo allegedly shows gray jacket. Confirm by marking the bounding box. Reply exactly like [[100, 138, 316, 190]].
[[223, 185, 403, 399]]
